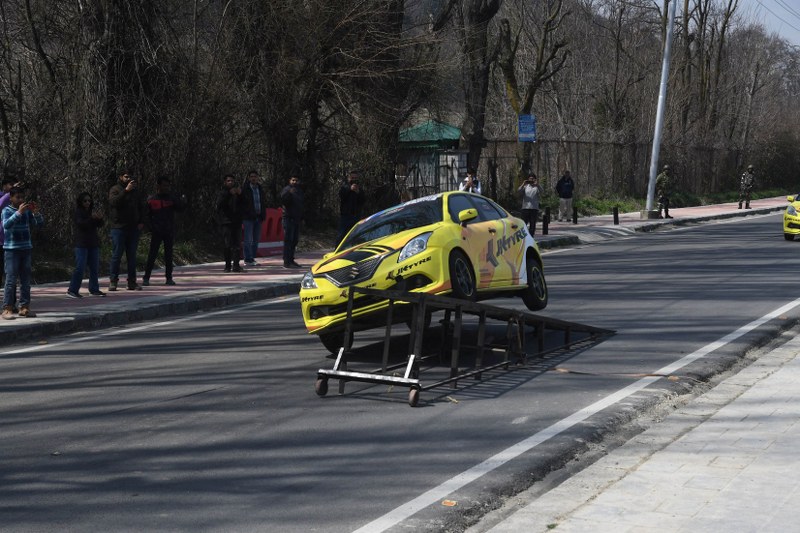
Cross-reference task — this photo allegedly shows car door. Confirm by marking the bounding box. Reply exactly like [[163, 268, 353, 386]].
[[447, 193, 499, 289], [468, 195, 524, 286]]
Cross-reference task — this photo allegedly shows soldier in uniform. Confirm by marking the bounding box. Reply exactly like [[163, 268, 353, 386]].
[[656, 164, 673, 219], [739, 165, 755, 209]]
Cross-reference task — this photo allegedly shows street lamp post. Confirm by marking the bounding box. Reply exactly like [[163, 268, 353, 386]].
[[643, 0, 677, 219]]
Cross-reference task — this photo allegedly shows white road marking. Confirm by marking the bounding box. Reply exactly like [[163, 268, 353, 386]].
[[353, 296, 800, 533], [0, 295, 299, 356]]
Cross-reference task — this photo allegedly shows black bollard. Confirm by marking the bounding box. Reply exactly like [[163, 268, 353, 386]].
[[542, 211, 549, 235], [572, 206, 578, 224], [613, 206, 619, 225]]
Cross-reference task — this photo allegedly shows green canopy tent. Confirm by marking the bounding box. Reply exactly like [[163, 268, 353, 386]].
[[397, 120, 465, 196]]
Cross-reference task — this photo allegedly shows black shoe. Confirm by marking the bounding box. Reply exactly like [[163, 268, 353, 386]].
[[109, 280, 118, 292], [66, 291, 82, 299], [165, 279, 176, 286], [232, 265, 244, 272], [283, 263, 292, 269], [290, 261, 302, 268], [127, 284, 142, 291], [90, 290, 106, 297], [142, 278, 150, 286]]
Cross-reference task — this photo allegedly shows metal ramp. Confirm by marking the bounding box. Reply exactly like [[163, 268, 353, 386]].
[[314, 287, 615, 407]]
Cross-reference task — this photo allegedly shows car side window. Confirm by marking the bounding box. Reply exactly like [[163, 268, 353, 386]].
[[448, 194, 475, 223], [470, 196, 504, 222]]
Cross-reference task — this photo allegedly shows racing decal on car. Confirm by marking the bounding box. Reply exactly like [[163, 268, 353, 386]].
[[302, 295, 324, 303], [386, 255, 432, 280], [485, 226, 528, 267]]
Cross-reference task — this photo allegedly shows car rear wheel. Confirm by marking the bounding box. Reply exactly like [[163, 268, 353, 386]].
[[449, 250, 476, 300], [785, 233, 795, 241], [521, 253, 548, 311]]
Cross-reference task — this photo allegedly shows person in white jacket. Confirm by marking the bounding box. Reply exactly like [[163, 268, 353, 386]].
[[518, 173, 543, 235], [459, 169, 482, 194]]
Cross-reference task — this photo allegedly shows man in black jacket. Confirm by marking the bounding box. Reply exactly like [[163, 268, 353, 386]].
[[338, 170, 365, 244], [216, 174, 245, 272], [143, 176, 185, 286], [241, 170, 266, 266], [280, 172, 304, 269], [108, 169, 144, 291]]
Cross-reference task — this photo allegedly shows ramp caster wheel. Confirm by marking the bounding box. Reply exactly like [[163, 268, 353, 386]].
[[315, 377, 329, 397], [408, 387, 420, 407]]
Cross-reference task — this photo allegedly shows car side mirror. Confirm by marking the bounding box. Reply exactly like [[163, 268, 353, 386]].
[[788, 195, 796, 203], [458, 208, 478, 226]]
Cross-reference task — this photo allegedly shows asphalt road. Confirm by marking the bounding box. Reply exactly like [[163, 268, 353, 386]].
[[2, 213, 799, 532]]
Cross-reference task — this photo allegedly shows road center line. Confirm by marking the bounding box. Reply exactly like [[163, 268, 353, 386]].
[[353, 296, 800, 533], [0, 295, 299, 356]]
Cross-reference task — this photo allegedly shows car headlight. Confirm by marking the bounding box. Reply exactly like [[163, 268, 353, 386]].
[[788, 205, 798, 216], [301, 271, 318, 289], [398, 232, 432, 263]]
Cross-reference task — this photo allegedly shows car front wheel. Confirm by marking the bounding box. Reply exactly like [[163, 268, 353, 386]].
[[785, 233, 795, 241], [319, 331, 353, 353]]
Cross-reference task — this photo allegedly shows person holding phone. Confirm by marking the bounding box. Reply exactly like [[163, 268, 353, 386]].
[[108, 168, 145, 291], [518, 173, 543, 235], [2, 186, 44, 319]]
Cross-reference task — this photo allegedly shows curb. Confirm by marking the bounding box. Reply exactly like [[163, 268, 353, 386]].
[[0, 280, 300, 347]]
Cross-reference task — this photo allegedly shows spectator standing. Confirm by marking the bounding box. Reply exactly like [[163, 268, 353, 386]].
[[555, 170, 575, 222], [655, 165, 673, 219], [241, 170, 266, 266], [280, 172, 304, 269], [459, 169, 482, 194], [518, 173, 543, 235], [67, 192, 105, 298], [216, 174, 245, 273], [108, 169, 145, 291], [2, 187, 44, 319], [143, 176, 185, 285], [0, 178, 18, 310], [338, 170, 365, 243], [739, 165, 756, 209]]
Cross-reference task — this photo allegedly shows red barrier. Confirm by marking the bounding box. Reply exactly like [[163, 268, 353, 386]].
[[257, 208, 284, 257]]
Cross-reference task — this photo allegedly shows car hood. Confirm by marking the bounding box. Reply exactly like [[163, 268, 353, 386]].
[[313, 243, 399, 275]]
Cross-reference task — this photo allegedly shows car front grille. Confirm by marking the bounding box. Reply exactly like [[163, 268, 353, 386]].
[[788, 222, 800, 230], [323, 255, 384, 287]]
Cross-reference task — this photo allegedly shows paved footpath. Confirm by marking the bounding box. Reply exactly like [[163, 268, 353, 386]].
[[477, 333, 800, 533]]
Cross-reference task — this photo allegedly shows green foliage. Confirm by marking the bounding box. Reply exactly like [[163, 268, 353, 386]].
[[574, 196, 642, 216]]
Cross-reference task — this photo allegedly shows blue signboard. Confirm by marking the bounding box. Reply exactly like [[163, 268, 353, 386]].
[[518, 114, 537, 142]]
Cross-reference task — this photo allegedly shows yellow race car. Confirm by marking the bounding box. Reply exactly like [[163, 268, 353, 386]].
[[784, 194, 800, 240], [300, 191, 548, 351]]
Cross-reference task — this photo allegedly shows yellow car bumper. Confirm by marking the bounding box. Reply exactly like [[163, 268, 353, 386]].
[[300, 249, 450, 334]]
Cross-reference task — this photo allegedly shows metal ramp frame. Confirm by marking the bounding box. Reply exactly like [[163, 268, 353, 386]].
[[314, 287, 615, 407]]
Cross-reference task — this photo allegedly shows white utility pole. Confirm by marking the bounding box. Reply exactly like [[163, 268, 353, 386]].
[[644, 0, 677, 218]]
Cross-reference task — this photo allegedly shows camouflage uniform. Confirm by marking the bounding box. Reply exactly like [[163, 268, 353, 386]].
[[739, 166, 755, 209], [656, 166, 673, 219]]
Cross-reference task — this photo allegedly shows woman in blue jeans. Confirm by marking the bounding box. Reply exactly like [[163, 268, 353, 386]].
[[67, 192, 106, 298]]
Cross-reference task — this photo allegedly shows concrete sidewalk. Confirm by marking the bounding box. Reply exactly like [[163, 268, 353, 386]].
[[477, 332, 800, 533], [0, 196, 786, 347]]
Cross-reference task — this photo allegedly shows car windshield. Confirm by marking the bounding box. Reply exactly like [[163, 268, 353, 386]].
[[339, 197, 443, 250]]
